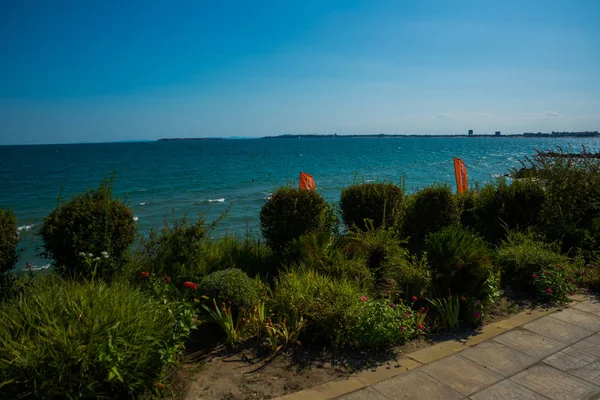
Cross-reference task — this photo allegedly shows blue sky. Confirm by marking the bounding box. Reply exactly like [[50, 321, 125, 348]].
[[1, 0, 599, 144]]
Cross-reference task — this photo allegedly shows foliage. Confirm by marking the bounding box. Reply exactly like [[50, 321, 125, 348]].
[[403, 184, 460, 253], [428, 296, 460, 329], [531, 264, 576, 303], [496, 230, 570, 287], [351, 298, 426, 349], [340, 182, 404, 231], [0, 276, 176, 399], [0, 209, 19, 275], [39, 176, 136, 280], [386, 251, 431, 300], [270, 267, 366, 347], [199, 268, 260, 312], [202, 300, 244, 348], [260, 187, 334, 252], [264, 308, 307, 357], [424, 226, 495, 299]]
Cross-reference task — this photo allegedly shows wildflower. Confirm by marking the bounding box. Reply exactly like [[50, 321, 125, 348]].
[[531, 273, 537, 279], [474, 312, 481, 319], [183, 281, 198, 290], [543, 271, 549, 275], [568, 277, 574, 283], [569, 291, 574, 296], [557, 264, 563, 269], [474, 300, 481, 306], [79, 252, 86, 257], [389, 303, 395, 308], [140, 271, 150, 279], [385, 289, 391, 294], [101, 251, 109, 259], [163, 276, 171, 284], [546, 288, 552, 294], [88, 253, 93, 258], [404, 312, 410, 317], [420, 307, 425, 312], [194, 298, 201, 303], [411, 296, 418, 302], [360, 295, 368, 302], [399, 326, 405, 332], [94, 257, 100, 261], [417, 324, 424, 331], [287, 273, 293, 277]]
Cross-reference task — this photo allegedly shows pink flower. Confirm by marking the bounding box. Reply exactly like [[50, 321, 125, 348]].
[[557, 264, 563, 269], [569, 291, 574, 296], [474, 312, 481, 319], [546, 287, 552, 294], [531, 273, 537, 279], [417, 324, 424, 331], [543, 271, 549, 275], [183, 281, 197, 290], [411, 296, 418, 302], [568, 277, 574, 283], [360, 296, 368, 302], [399, 326, 405, 332], [420, 307, 425, 312], [389, 303, 395, 308]]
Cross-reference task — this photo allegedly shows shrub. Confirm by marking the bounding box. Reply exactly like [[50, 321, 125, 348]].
[[424, 226, 495, 299], [496, 230, 570, 287], [260, 187, 334, 252], [270, 267, 366, 347], [351, 298, 425, 349], [0, 277, 176, 399], [0, 209, 19, 275], [403, 184, 460, 253], [39, 177, 136, 279], [531, 264, 576, 303], [199, 268, 260, 311], [470, 179, 546, 243], [386, 251, 431, 300], [340, 182, 404, 230]]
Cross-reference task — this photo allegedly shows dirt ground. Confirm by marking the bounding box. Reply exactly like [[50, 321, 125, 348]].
[[174, 293, 569, 400]]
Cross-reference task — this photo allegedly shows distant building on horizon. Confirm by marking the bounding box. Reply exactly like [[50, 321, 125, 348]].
[[495, 131, 501, 136], [468, 129, 473, 136]]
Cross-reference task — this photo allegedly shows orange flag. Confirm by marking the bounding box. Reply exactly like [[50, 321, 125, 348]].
[[299, 172, 316, 191], [453, 157, 468, 194]]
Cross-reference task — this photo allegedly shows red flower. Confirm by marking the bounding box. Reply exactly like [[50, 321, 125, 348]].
[[568, 277, 574, 283], [183, 281, 197, 290], [411, 296, 418, 302], [360, 295, 368, 302], [163, 276, 171, 284], [404, 312, 411, 317], [546, 288, 552, 294], [569, 291, 574, 296], [531, 273, 537, 279], [474, 312, 481, 319], [557, 264, 563, 269], [389, 303, 396, 308], [417, 324, 424, 331], [140, 271, 150, 279], [543, 271, 549, 275]]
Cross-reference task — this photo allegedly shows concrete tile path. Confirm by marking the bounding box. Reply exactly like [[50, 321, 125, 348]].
[[277, 297, 600, 400], [337, 299, 600, 400]]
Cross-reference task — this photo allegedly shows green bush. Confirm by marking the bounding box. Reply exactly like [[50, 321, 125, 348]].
[[496, 231, 570, 287], [199, 268, 260, 311], [470, 179, 546, 243], [403, 184, 460, 253], [260, 187, 334, 252], [270, 267, 366, 347], [340, 182, 404, 231], [424, 226, 495, 299], [0, 209, 19, 274], [531, 264, 576, 303], [39, 177, 136, 279], [386, 251, 431, 300], [0, 277, 176, 398]]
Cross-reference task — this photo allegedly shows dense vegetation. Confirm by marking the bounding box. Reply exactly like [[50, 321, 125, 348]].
[[1, 147, 599, 398]]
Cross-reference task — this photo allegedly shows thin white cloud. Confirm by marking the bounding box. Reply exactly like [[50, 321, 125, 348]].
[[546, 111, 561, 117]]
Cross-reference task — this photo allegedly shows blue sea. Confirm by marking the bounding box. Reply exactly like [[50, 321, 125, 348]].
[[2, 137, 599, 271]]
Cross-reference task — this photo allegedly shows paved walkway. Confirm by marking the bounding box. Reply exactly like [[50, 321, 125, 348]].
[[280, 297, 600, 400]]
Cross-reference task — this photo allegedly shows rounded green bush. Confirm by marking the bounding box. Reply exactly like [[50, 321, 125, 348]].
[[260, 187, 333, 251], [403, 184, 460, 252], [200, 268, 260, 311], [0, 277, 175, 398], [0, 209, 19, 274], [340, 182, 404, 230], [424, 226, 495, 299], [39, 178, 136, 279]]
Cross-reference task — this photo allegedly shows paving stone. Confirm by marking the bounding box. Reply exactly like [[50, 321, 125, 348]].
[[522, 315, 593, 344], [544, 346, 600, 385], [372, 370, 464, 400], [549, 307, 600, 332], [574, 332, 600, 358], [510, 364, 600, 400], [469, 379, 549, 400], [336, 387, 387, 400], [494, 329, 566, 359], [572, 299, 600, 316], [420, 355, 503, 395], [461, 341, 537, 376]]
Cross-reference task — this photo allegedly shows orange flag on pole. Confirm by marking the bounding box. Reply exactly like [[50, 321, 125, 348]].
[[453, 157, 468, 194], [299, 172, 316, 191]]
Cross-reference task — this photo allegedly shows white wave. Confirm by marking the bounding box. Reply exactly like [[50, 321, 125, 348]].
[[208, 198, 225, 203], [140, 202, 146, 206], [133, 216, 139, 221], [17, 224, 35, 231], [265, 197, 272, 200], [30, 263, 51, 271]]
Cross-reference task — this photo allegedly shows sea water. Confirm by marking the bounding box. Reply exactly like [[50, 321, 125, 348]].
[[1, 137, 599, 270]]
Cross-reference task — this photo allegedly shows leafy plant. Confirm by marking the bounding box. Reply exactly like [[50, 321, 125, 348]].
[[428, 296, 460, 329], [531, 264, 576, 303], [260, 186, 334, 252], [39, 176, 136, 280], [0, 209, 19, 275], [264, 309, 307, 357], [202, 300, 244, 348], [340, 182, 404, 231]]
